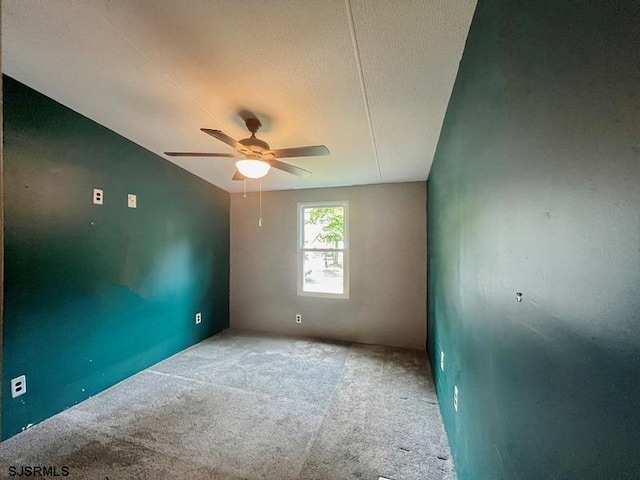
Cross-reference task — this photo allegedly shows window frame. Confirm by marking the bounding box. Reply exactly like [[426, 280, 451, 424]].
[[297, 201, 349, 299]]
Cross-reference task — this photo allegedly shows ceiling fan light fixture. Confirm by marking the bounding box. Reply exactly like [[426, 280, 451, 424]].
[[236, 159, 271, 179]]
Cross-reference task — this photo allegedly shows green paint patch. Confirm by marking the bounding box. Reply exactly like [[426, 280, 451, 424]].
[[2, 76, 230, 440]]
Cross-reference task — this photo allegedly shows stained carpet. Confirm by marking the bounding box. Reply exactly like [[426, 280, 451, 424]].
[[0, 329, 454, 479]]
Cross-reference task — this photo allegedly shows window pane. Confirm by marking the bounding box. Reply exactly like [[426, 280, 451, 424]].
[[303, 206, 345, 249], [303, 251, 344, 294]]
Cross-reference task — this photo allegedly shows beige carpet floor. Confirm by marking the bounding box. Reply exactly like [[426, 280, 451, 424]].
[[0, 329, 454, 479]]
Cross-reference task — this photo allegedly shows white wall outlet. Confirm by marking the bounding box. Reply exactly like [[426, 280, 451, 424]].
[[195, 312, 202, 324], [11, 375, 27, 398], [127, 194, 137, 208], [93, 188, 103, 205], [454, 385, 459, 412], [295, 314, 302, 324], [440, 351, 445, 371]]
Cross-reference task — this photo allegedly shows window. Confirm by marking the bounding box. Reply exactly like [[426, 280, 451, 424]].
[[298, 202, 349, 298]]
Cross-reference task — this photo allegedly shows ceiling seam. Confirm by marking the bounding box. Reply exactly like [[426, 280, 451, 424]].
[[95, 11, 225, 130], [345, 0, 383, 183]]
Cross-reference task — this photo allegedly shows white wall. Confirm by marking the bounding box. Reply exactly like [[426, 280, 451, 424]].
[[230, 182, 426, 350]]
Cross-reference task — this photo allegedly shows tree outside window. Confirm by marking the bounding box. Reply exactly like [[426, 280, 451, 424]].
[[298, 202, 349, 298]]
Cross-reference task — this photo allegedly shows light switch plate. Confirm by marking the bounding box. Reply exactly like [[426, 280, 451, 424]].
[[128, 194, 137, 208]]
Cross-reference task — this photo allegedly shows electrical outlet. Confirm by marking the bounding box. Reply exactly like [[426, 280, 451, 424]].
[[93, 188, 103, 205], [440, 351, 445, 371], [195, 312, 202, 324], [128, 194, 137, 208], [11, 375, 27, 398], [295, 314, 302, 324], [454, 385, 459, 412]]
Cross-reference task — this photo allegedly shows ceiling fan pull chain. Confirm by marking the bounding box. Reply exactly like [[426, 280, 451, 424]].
[[243, 178, 247, 198], [258, 179, 263, 227]]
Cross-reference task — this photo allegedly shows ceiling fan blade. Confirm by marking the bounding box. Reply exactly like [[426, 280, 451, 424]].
[[164, 152, 240, 157], [270, 160, 312, 177], [269, 145, 329, 158], [232, 170, 246, 181], [201, 128, 251, 154]]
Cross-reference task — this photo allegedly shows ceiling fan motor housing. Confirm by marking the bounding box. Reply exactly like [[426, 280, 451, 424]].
[[239, 136, 270, 153], [240, 117, 270, 154]]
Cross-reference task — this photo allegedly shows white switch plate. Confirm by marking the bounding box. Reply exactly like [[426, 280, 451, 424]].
[[93, 188, 103, 205], [127, 194, 137, 208], [11, 375, 27, 398], [195, 312, 202, 324]]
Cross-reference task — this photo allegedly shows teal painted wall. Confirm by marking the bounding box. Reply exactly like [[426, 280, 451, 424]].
[[428, 1, 640, 479], [2, 76, 230, 440]]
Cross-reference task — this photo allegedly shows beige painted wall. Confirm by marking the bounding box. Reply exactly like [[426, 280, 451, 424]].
[[230, 182, 426, 350]]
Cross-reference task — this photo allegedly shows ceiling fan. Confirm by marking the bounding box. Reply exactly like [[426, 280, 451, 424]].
[[165, 117, 329, 180]]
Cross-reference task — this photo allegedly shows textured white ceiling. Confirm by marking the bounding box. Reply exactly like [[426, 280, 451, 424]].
[[2, 0, 476, 193]]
